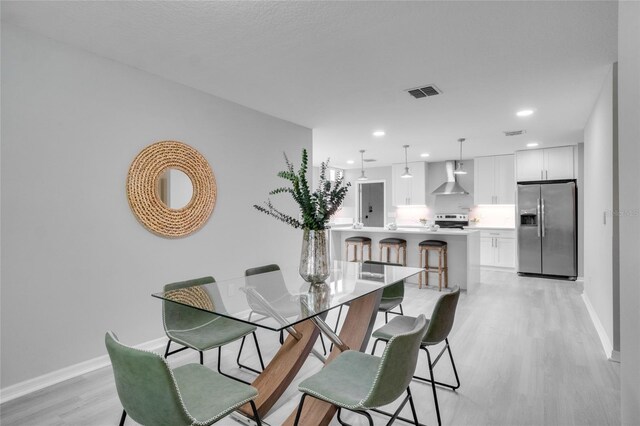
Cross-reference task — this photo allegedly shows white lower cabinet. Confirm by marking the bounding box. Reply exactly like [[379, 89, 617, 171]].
[[479, 230, 516, 268], [495, 237, 516, 268]]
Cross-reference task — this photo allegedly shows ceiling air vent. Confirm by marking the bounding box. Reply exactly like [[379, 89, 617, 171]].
[[363, 158, 377, 163], [407, 85, 441, 99], [504, 130, 527, 137]]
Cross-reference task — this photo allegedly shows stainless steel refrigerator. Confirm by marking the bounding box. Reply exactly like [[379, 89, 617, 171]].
[[517, 181, 577, 279]]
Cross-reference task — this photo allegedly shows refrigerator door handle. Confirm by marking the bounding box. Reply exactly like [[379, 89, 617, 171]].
[[537, 198, 541, 237], [541, 198, 546, 237]]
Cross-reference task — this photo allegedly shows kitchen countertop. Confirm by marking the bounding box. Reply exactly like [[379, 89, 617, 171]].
[[330, 226, 479, 236]]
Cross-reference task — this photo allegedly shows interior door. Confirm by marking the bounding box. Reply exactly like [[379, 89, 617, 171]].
[[540, 182, 577, 277], [359, 182, 385, 227], [517, 184, 542, 274]]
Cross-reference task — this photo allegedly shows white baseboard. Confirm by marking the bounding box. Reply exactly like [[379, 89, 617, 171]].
[[0, 336, 168, 405], [581, 293, 619, 362]]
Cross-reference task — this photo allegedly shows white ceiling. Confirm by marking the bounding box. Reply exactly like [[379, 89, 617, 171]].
[[2, 1, 617, 168]]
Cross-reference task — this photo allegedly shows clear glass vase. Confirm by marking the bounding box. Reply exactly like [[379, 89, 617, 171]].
[[299, 229, 330, 284]]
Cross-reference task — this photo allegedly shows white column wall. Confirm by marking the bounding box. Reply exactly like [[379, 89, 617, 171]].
[[617, 1, 640, 423], [583, 65, 617, 356]]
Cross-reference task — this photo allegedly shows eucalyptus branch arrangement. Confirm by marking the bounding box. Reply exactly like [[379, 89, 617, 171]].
[[254, 149, 350, 231]]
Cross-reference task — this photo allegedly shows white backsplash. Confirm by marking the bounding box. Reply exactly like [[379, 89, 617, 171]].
[[470, 204, 516, 227]]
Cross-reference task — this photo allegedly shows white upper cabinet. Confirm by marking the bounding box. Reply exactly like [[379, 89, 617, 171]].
[[516, 146, 575, 182], [474, 154, 515, 205], [392, 162, 427, 206], [515, 149, 545, 181], [544, 146, 575, 180]]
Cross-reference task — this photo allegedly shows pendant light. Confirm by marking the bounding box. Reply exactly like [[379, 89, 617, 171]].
[[454, 138, 467, 175], [357, 149, 368, 181], [401, 145, 413, 178]]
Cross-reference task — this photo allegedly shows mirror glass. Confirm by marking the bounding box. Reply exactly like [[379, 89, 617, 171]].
[[157, 169, 194, 209]]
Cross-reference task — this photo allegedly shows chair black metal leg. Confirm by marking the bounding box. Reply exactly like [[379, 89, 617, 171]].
[[279, 330, 284, 345], [413, 342, 461, 390], [249, 400, 262, 426], [337, 408, 348, 426], [385, 393, 410, 425], [371, 338, 384, 356], [237, 332, 265, 374], [385, 311, 389, 323], [371, 386, 428, 426], [425, 348, 442, 426], [119, 409, 127, 426], [399, 304, 404, 315], [319, 333, 327, 355], [293, 393, 307, 426], [446, 338, 461, 389], [217, 346, 251, 385], [254, 332, 266, 370], [406, 387, 419, 426], [199, 351, 204, 365], [358, 410, 374, 426], [163, 339, 189, 359]]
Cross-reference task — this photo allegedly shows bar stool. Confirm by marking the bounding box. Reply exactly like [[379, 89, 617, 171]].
[[345, 236, 372, 262], [418, 240, 448, 291], [379, 238, 407, 266]]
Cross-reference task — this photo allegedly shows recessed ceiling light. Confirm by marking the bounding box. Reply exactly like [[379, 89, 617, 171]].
[[517, 109, 535, 117], [527, 142, 539, 148], [346, 160, 355, 164], [372, 130, 385, 137], [420, 153, 430, 158]]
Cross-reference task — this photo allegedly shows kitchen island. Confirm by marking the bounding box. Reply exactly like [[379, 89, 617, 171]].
[[330, 226, 480, 292]]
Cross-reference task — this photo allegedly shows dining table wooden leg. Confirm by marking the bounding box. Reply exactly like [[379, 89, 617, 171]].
[[281, 289, 382, 426]]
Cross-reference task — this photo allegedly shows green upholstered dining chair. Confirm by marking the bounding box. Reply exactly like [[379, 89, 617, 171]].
[[294, 315, 428, 426], [105, 331, 261, 426], [371, 286, 461, 426], [245, 264, 327, 354], [162, 276, 265, 385], [332, 260, 405, 349]]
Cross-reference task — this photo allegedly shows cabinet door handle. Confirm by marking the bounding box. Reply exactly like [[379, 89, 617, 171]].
[[541, 170, 543, 180]]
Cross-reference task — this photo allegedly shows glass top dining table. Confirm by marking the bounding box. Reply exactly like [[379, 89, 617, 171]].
[[152, 260, 423, 332]]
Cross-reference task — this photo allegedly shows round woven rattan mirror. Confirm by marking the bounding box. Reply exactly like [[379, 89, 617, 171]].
[[127, 141, 216, 238]]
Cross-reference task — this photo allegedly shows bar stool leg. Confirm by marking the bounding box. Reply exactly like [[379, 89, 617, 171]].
[[396, 246, 400, 264], [425, 248, 430, 288], [379, 245, 383, 262], [438, 248, 443, 291], [403, 245, 407, 266], [418, 248, 423, 289], [366, 243, 371, 261], [444, 247, 449, 289]]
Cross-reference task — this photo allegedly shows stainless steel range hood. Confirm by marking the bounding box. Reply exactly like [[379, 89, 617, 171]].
[[431, 161, 469, 195]]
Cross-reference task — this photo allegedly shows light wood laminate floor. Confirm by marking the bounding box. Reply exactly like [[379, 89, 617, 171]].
[[0, 270, 621, 425]]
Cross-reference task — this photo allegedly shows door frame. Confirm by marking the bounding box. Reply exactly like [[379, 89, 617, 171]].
[[356, 180, 387, 226]]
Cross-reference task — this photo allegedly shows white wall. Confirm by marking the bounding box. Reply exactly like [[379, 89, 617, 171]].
[[0, 25, 311, 388], [583, 65, 617, 356], [577, 143, 584, 278], [617, 1, 640, 423]]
